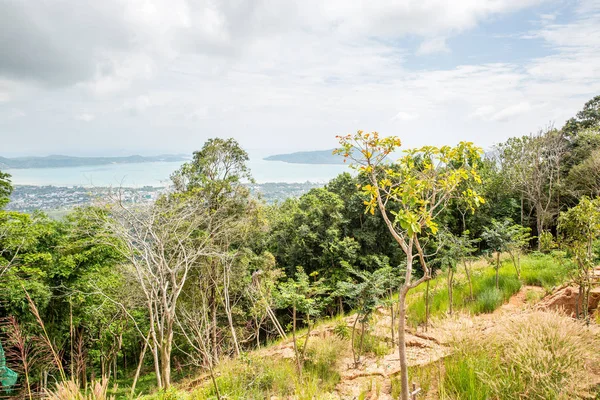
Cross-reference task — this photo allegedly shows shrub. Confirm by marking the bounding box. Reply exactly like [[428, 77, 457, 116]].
[[333, 321, 350, 339]]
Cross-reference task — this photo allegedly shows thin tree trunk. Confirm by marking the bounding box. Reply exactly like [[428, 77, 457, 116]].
[[300, 315, 313, 367], [424, 279, 430, 332], [70, 300, 74, 380], [464, 261, 473, 301], [266, 306, 287, 339], [208, 362, 221, 400], [151, 346, 162, 389], [389, 294, 395, 347], [521, 194, 524, 226], [130, 331, 150, 399], [509, 251, 520, 278], [496, 252, 500, 289], [448, 269, 454, 315], [398, 289, 409, 400], [211, 286, 218, 364], [291, 306, 302, 378], [223, 267, 240, 357], [576, 284, 583, 319], [537, 210, 543, 251], [358, 319, 366, 363], [351, 313, 359, 366]]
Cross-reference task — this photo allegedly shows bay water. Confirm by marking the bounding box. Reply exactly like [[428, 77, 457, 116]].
[[6, 157, 349, 187]]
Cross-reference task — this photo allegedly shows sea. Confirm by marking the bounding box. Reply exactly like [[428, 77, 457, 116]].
[[6, 156, 350, 187]]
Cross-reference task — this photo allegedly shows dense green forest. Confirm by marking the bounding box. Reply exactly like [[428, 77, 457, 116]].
[[1, 96, 599, 399]]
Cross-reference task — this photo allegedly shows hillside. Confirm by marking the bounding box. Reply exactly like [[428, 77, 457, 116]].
[[0, 154, 187, 169], [264, 149, 345, 165], [128, 254, 600, 399]]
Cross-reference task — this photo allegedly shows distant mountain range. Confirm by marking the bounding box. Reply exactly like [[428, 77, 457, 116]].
[[264, 149, 345, 165], [0, 154, 188, 169]]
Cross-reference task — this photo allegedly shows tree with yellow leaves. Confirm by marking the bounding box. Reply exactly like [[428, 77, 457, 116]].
[[336, 131, 484, 400]]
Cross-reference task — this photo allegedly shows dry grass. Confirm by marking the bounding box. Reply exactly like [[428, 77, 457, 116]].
[[444, 310, 600, 399], [45, 378, 115, 400]]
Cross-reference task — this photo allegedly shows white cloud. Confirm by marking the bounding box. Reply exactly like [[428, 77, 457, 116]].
[[417, 37, 451, 55], [76, 113, 95, 122], [392, 111, 419, 121], [1, 0, 600, 155], [491, 102, 533, 121], [122, 95, 153, 115]]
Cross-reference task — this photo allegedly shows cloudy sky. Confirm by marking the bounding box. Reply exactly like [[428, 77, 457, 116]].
[[1, 0, 599, 157]]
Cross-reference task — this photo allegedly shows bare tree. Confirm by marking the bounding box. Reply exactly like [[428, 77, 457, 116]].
[[497, 128, 567, 242], [99, 192, 226, 389]]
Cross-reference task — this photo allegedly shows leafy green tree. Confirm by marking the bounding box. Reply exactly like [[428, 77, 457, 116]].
[[276, 267, 326, 378], [0, 171, 12, 209], [566, 145, 600, 199], [267, 188, 355, 281], [505, 224, 532, 278], [481, 219, 530, 286], [336, 131, 484, 400], [326, 172, 404, 267], [172, 137, 262, 367], [444, 158, 520, 237], [563, 95, 600, 137], [434, 231, 478, 313], [558, 196, 600, 321], [482, 219, 512, 288]]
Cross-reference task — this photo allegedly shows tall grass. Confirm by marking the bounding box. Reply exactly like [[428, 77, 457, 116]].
[[440, 311, 599, 399], [45, 379, 115, 400], [407, 254, 566, 325], [173, 335, 346, 400], [520, 252, 570, 289]]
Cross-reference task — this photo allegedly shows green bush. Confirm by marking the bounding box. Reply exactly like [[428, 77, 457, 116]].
[[333, 321, 350, 339]]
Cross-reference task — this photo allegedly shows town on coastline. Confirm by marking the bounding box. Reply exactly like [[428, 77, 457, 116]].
[[7, 182, 323, 213]]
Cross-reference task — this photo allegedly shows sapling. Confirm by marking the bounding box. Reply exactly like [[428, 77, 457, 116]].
[[336, 263, 391, 366], [276, 267, 326, 378], [558, 196, 600, 321]]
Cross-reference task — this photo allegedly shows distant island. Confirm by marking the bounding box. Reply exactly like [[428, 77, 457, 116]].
[[264, 149, 345, 165], [0, 154, 188, 169]]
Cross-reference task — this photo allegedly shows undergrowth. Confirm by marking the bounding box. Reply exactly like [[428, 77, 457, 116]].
[[439, 311, 600, 399], [407, 254, 568, 325], [141, 335, 346, 400]]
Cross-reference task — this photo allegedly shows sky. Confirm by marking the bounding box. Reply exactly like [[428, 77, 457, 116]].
[[0, 0, 599, 157]]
